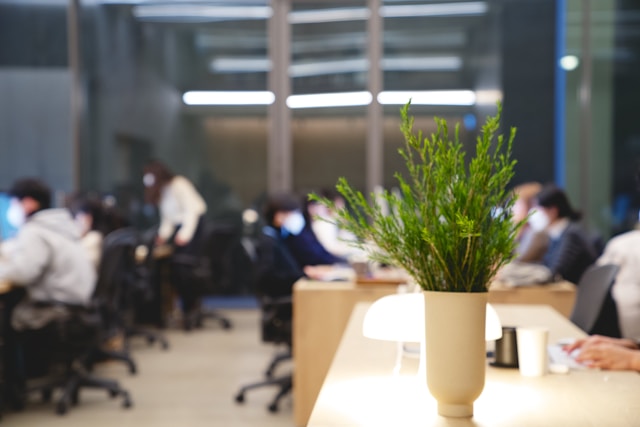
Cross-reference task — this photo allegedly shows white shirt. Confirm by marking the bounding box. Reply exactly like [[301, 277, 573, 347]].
[[158, 176, 207, 243], [597, 229, 640, 340]]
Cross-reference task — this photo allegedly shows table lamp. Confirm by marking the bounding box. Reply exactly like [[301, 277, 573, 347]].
[[362, 292, 502, 374]]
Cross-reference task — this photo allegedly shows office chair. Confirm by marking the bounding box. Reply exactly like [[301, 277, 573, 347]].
[[89, 228, 169, 374], [172, 221, 235, 331], [570, 263, 622, 337], [20, 303, 132, 415], [234, 295, 293, 413], [234, 226, 303, 413]]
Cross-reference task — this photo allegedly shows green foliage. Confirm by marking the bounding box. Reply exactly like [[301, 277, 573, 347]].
[[310, 102, 522, 292]]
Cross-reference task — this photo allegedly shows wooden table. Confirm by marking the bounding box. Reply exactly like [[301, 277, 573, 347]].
[[293, 278, 578, 426], [308, 303, 640, 426], [292, 279, 401, 427], [488, 280, 576, 318]]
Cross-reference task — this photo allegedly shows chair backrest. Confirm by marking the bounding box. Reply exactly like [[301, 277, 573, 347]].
[[570, 264, 621, 337], [93, 227, 141, 327]]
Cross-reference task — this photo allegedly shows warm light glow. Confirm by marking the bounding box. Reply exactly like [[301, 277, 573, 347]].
[[286, 91, 373, 109], [182, 91, 275, 106], [377, 90, 476, 106], [362, 293, 502, 342]]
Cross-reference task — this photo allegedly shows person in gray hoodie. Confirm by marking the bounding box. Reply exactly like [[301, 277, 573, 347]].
[[0, 178, 98, 399], [0, 178, 96, 331]]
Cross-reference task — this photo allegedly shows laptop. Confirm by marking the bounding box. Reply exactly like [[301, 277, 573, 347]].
[[0, 192, 19, 241]]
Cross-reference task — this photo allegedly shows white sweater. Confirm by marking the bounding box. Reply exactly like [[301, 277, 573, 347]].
[[158, 175, 207, 243]]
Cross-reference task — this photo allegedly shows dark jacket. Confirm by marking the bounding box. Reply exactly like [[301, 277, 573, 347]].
[[282, 225, 346, 269], [254, 227, 305, 298], [543, 222, 597, 284]]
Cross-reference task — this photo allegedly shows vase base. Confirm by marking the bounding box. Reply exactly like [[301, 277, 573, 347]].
[[437, 403, 473, 418]]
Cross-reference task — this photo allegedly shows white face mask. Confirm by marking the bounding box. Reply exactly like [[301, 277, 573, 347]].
[[282, 211, 305, 236], [7, 198, 26, 228], [143, 173, 156, 188], [528, 208, 549, 232]]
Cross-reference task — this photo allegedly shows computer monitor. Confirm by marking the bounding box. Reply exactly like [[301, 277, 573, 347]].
[[0, 192, 19, 241]]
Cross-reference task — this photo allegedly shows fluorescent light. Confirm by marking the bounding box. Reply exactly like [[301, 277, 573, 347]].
[[290, 59, 369, 78], [182, 91, 275, 106], [289, 7, 370, 24], [286, 91, 373, 109], [380, 1, 488, 18], [133, 5, 273, 21], [381, 56, 462, 71], [377, 90, 476, 106], [209, 56, 459, 76], [210, 58, 271, 74]]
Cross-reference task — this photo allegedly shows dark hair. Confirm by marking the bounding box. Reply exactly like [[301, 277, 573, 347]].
[[9, 178, 52, 211], [263, 193, 300, 227], [535, 184, 582, 221], [143, 160, 175, 205]]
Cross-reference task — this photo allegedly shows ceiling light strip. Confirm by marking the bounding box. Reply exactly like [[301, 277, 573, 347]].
[[377, 90, 476, 106], [182, 91, 275, 106], [286, 91, 373, 109], [132, 5, 273, 20], [288, 7, 370, 24], [380, 2, 488, 18]]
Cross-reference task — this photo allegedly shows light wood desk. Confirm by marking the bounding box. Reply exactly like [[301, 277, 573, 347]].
[[293, 278, 578, 427], [293, 279, 401, 427], [309, 303, 640, 426], [488, 280, 576, 318]]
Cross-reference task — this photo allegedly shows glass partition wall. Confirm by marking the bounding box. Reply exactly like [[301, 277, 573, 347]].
[[2, 0, 632, 237]]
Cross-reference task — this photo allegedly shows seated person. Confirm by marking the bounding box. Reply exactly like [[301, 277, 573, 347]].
[[536, 184, 598, 284], [595, 225, 640, 340], [305, 189, 366, 262], [564, 335, 640, 371], [0, 179, 96, 383], [497, 184, 597, 285], [263, 193, 346, 273], [511, 182, 549, 263], [72, 196, 128, 269]]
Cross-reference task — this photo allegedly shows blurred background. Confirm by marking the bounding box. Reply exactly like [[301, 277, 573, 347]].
[[0, 0, 638, 257]]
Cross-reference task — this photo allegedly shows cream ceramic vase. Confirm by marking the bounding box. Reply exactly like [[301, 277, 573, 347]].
[[423, 290, 488, 418]]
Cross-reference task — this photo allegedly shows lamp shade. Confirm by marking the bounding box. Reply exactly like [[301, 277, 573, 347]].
[[362, 293, 503, 342]]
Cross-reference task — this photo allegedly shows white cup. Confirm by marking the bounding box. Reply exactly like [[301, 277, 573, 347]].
[[516, 327, 549, 377]]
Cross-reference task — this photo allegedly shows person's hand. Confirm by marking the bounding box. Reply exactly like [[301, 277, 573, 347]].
[[575, 343, 640, 371], [174, 235, 189, 247], [155, 235, 166, 246], [563, 335, 638, 353]]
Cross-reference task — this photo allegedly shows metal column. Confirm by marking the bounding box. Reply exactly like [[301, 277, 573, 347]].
[[268, 0, 292, 194], [366, 0, 383, 195]]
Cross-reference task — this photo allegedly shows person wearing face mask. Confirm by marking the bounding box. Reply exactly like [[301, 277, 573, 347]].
[[263, 193, 346, 273], [73, 197, 128, 269], [0, 178, 96, 393], [535, 184, 598, 284], [142, 160, 208, 330], [511, 182, 550, 263]]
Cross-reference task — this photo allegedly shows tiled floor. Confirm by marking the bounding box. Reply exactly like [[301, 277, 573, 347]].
[[3, 310, 295, 427]]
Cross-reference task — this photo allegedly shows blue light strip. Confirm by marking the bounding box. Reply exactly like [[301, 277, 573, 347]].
[[555, 0, 567, 187]]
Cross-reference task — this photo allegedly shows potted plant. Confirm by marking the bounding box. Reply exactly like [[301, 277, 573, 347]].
[[311, 102, 520, 418]]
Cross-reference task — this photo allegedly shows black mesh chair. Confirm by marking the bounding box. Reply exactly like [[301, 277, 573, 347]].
[[89, 228, 169, 374], [172, 222, 236, 331], [19, 303, 132, 415], [570, 263, 621, 337], [233, 226, 303, 413], [234, 295, 293, 413]]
